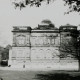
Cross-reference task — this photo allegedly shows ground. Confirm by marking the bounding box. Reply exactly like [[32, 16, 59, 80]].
[[0, 69, 80, 80], [0, 70, 46, 80]]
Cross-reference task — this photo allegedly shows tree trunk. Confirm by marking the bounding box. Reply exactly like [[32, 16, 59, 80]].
[[79, 59, 80, 71]]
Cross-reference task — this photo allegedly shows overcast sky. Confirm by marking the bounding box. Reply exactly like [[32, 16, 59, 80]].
[[0, 0, 80, 47]]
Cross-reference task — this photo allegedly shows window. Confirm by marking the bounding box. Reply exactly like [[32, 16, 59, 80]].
[[43, 37, 47, 45], [45, 49, 52, 59], [16, 35, 26, 46], [52, 39, 55, 44], [35, 37, 39, 45], [39, 37, 43, 45], [47, 39, 50, 44]]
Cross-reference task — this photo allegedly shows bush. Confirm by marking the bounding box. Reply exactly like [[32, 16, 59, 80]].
[[1, 60, 8, 66]]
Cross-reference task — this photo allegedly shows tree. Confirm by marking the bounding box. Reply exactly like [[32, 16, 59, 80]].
[[59, 37, 77, 59], [77, 36, 80, 70], [1, 45, 12, 60], [59, 27, 79, 59], [64, 0, 80, 13], [11, 0, 80, 13], [11, 0, 57, 10]]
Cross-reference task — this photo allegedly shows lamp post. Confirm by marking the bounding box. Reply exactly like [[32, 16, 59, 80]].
[[23, 60, 26, 68], [23, 54, 26, 68]]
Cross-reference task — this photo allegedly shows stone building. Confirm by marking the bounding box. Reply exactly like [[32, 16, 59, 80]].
[[8, 23, 79, 70]]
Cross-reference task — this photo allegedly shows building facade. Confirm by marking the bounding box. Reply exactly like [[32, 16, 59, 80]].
[[8, 24, 79, 70]]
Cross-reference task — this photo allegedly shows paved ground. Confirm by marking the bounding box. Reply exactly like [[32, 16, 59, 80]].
[[0, 67, 80, 80], [0, 69, 50, 80], [0, 70, 38, 80]]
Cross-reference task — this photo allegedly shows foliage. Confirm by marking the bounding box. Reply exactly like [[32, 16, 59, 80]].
[[12, 0, 54, 10], [0, 45, 11, 60], [11, 0, 80, 13], [64, 0, 80, 13], [59, 32, 78, 58], [77, 37, 80, 60]]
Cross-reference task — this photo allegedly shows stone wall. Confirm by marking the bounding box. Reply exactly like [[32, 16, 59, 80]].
[[13, 32, 30, 47], [31, 47, 60, 60], [8, 47, 30, 66]]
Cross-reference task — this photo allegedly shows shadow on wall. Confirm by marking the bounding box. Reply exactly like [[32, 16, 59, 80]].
[[35, 73, 80, 80]]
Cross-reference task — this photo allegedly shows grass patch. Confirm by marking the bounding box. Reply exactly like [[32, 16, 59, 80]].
[[36, 73, 80, 80]]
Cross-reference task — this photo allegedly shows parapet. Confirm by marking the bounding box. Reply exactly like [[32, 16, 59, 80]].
[[12, 26, 32, 32], [59, 24, 77, 32]]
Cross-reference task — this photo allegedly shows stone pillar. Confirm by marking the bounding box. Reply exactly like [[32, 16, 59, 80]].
[[8, 49, 12, 66]]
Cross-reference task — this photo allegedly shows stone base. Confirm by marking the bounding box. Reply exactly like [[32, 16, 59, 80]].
[[8, 60, 79, 70]]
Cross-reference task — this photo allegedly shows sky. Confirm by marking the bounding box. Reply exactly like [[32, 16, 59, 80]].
[[0, 0, 80, 47]]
